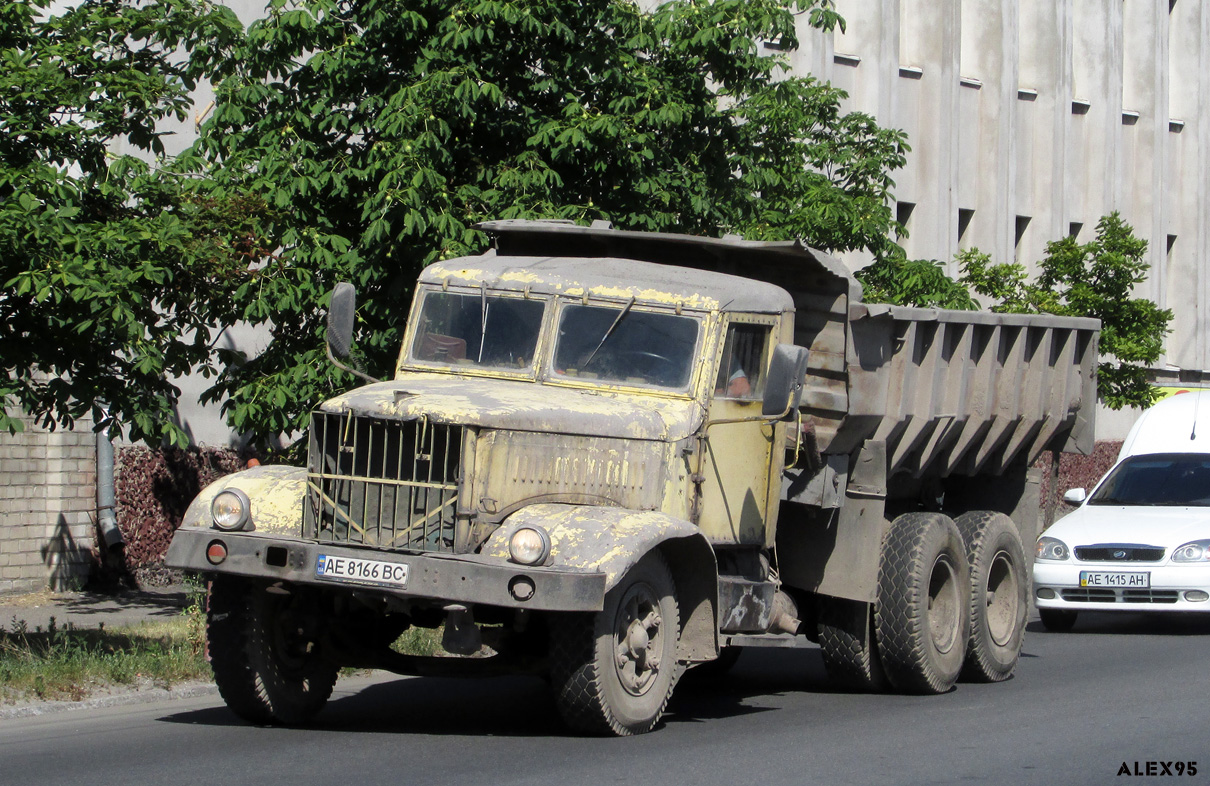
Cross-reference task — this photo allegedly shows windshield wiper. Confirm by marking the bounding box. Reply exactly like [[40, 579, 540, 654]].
[[581, 297, 635, 369]]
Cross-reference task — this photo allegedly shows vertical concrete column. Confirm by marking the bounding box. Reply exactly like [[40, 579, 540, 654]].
[[1018, 0, 1073, 270], [1166, 0, 1210, 370], [1121, 0, 1169, 314], [898, 0, 961, 271], [958, 0, 1019, 268], [1069, 0, 1124, 225]]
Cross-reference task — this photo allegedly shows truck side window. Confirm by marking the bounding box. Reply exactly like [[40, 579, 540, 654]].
[[715, 323, 771, 399]]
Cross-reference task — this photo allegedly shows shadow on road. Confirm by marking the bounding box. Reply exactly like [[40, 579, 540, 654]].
[[1027, 610, 1210, 636], [156, 647, 839, 735]]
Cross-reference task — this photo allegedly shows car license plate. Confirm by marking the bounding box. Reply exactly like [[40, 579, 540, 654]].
[[316, 554, 409, 589], [1080, 571, 1150, 588]]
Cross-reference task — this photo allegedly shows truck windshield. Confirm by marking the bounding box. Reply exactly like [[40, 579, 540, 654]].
[[552, 304, 699, 390], [410, 291, 545, 371], [1089, 453, 1210, 507]]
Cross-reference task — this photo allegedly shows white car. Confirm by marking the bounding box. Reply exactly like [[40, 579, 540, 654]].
[[1033, 392, 1210, 631]]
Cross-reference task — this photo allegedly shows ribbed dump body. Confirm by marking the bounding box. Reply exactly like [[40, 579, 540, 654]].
[[822, 304, 1100, 477]]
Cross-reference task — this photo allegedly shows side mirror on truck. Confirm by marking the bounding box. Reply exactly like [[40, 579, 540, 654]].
[[327, 282, 357, 360], [762, 344, 810, 418], [325, 283, 380, 384]]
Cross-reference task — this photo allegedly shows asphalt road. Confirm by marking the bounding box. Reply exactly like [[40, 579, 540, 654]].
[[3, 611, 1208, 786]]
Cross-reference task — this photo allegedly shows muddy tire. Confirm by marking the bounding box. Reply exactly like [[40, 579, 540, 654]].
[[955, 511, 1028, 682], [874, 512, 970, 694], [817, 596, 887, 691], [1039, 608, 1078, 632], [207, 577, 339, 725], [549, 552, 681, 736]]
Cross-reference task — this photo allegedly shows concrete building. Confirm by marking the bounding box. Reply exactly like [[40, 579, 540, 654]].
[[790, 0, 1209, 435]]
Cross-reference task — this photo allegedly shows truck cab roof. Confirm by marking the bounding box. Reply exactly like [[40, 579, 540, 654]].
[[421, 252, 794, 314]]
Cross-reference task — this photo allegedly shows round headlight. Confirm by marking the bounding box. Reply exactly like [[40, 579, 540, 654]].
[[1036, 536, 1069, 561], [508, 526, 551, 566], [211, 489, 251, 531]]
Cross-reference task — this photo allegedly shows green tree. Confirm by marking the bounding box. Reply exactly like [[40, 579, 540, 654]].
[[0, 0, 247, 445], [182, 0, 910, 446], [959, 213, 1172, 409]]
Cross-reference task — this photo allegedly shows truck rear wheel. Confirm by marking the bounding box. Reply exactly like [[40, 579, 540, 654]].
[[955, 511, 1027, 682], [207, 577, 339, 725], [817, 596, 887, 691], [874, 512, 970, 694], [549, 552, 681, 736]]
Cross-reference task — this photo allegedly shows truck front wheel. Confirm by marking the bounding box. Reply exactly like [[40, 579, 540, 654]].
[[207, 577, 339, 725], [875, 512, 971, 694], [955, 511, 1028, 682], [549, 552, 681, 736]]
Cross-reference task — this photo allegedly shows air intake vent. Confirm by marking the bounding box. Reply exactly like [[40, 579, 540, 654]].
[[304, 412, 461, 553]]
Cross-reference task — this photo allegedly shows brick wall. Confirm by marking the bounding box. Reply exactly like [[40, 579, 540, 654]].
[[0, 413, 97, 594]]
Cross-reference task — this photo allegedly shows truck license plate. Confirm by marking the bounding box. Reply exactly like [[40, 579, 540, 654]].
[[1080, 571, 1150, 588], [316, 554, 410, 589]]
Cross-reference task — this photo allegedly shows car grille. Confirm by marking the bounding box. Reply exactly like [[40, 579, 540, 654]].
[[1074, 545, 1165, 562], [303, 411, 461, 553], [1060, 588, 1180, 604]]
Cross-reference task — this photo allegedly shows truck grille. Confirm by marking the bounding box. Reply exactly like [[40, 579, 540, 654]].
[[304, 412, 461, 553]]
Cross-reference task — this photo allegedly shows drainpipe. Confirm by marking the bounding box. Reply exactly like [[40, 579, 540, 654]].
[[96, 427, 125, 550]]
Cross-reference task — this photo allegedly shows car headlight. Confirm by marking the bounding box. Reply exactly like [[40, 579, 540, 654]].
[[508, 526, 551, 566], [1036, 536, 1070, 561], [1172, 540, 1210, 562], [211, 489, 252, 531]]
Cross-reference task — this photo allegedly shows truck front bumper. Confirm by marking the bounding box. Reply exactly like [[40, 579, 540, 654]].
[[166, 528, 607, 612]]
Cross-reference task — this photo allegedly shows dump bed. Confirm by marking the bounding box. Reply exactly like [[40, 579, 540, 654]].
[[478, 220, 1100, 479]]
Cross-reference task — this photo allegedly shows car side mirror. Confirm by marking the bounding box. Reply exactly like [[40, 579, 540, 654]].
[[762, 344, 810, 418], [1063, 488, 1087, 505], [327, 282, 356, 360]]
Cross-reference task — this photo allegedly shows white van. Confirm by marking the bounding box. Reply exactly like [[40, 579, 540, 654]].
[[1033, 390, 1210, 631]]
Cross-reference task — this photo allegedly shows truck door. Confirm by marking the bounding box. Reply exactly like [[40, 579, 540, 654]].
[[697, 317, 779, 548]]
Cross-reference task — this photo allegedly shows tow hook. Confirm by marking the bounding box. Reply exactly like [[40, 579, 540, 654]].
[[441, 604, 482, 655]]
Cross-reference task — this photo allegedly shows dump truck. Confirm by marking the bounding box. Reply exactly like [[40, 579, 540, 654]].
[[166, 220, 1099, 735]]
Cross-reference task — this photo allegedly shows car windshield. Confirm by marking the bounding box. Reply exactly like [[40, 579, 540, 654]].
[[552, 304, 699, 390], [409, 290, 545, 372], [1089, 453, 1210, 507]]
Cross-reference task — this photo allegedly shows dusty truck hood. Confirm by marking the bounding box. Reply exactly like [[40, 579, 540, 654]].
[[319, 375, 704, 441]]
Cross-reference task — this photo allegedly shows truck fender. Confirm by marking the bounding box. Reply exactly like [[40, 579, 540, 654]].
[[483, 504, 718, 661], [180, 465, 306, 536]]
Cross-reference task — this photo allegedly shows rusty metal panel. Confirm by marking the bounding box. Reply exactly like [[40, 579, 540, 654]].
[[471, 430, 666, 514], [838, 306, 1100, 479]]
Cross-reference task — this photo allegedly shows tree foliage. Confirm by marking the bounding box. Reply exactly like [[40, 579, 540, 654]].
[[1, 0, 246, 444], [959, 213, 1173, 410], [180, 0, 909, 446]]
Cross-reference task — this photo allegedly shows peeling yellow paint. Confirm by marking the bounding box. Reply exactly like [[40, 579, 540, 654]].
[[181, 465, 305, 536], [482, 504, 704, 588]]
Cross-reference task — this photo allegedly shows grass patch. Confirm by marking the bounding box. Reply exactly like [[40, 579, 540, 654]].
[[0, 599, 209, 704]]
